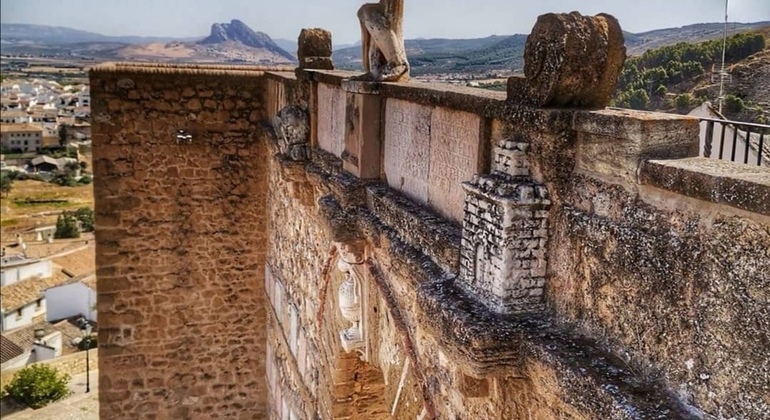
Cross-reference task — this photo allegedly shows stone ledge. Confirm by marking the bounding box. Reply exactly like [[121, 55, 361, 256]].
[[574, 108, 700, 136], [640, 157, 770, 216], [366, 185, 462, 273], [416, 279, 699, 419], [263, 71, 298, 83], [90, 61, 293, 76]]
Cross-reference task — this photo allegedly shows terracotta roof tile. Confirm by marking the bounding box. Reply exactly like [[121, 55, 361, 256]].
[[0, 268, 72, 313], [0, 335, 24, 364]]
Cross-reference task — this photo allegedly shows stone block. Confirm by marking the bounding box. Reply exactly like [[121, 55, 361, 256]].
[[342, 92, 382, 179], [640, 157, 770, 216], [573, 108, 701, 184], [508, 11, 626, 108], [383, 98, 432, 203], [317, 83, 346, 157], [298, 28, 333, 70], [428, 107, 483, 223]]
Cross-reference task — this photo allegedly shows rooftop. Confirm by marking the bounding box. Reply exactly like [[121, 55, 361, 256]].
[[0, 268, 71, 313], [1, 318, 85, 359], [0, 254, 39, 268], [0, 110, 27, 118], [0, 123, 43, 133], [51, 244, 95, 278], [0, 334, 24, 364]]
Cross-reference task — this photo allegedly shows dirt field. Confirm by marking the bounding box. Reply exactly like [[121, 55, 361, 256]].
[[0, 179, 94, 243]]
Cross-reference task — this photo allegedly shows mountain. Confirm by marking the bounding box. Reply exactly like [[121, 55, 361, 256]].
[[273, 39, 298, 56], [334, 21, 770, 75], [612, 26, 769, 125], [0, 23, 197, 45], [0, 21, 296, 65], [2, 20, 768, 72], [198, 19, 294, 62]]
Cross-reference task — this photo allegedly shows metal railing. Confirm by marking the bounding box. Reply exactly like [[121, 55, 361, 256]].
[[701, 117, 769, 166]]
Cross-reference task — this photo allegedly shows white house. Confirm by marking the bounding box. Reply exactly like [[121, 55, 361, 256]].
[[44, 273, 97, 323], [1, 326, 63, 371], [1, 270, 70, 332], [1, 294, 47, 332], [0, 254, 53, 287]]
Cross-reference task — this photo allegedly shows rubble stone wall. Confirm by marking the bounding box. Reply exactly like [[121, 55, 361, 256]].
[[90, 64, 274, 419]]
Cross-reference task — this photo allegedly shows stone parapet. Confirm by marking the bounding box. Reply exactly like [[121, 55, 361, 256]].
[[640, 157, 770, 216], [573, 108, 701, 186]]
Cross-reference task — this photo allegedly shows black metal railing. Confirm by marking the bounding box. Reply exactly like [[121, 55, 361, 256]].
[[701, 117, 769, 166]]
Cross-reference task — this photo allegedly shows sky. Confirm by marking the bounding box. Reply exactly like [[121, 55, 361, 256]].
[[1, 0, 769, 44]]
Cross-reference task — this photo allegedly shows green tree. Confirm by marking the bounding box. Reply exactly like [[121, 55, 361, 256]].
[[0, 172, 13, 197], [58, 125, 69, 148], [55, 211, 81, 239], [74, 207, 95, 232], [674, 93, 694, 113], [64, 161, 80, 175], [724, 94, 745, 113], [3, 364, 71, 409]]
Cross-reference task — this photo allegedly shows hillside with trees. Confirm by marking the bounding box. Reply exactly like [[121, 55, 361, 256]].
[[612, 29, 768, 123]]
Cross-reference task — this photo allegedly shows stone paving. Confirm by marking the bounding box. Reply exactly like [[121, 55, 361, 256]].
[[1, 370, 98, 420]]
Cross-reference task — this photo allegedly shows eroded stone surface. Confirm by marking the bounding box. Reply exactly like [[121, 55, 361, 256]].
[[354, 0, 409, 82], [428, 108, 482, 223], [298, 28, 334, 70], [508, 11, 626, 108], [383, 98, 431, 202]]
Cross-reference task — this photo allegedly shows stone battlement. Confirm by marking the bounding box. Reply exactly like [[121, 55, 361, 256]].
[[91, 12, 770, 420]]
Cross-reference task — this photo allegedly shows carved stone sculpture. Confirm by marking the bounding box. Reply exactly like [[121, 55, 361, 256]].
[[273, 105, 310, 161], [335, 242, 367, 358], [507, 11, 626, 108], [354, 0, 410, 82]]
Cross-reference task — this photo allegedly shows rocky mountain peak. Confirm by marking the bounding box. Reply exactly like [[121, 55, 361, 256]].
[[199, 19, 294, 61]]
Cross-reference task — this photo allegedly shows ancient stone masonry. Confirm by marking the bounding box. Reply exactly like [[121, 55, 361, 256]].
[[90, 63, 273, 420], [273, 104, 310, 161], [334, 241, 367, 358], [297, 28, 334, 70], [91, 10, 770, 420], [459, 139, 551, 314], [508, 11, 626, 108]]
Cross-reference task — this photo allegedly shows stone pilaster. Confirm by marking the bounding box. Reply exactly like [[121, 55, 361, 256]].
[[458, 139, 551, 314]]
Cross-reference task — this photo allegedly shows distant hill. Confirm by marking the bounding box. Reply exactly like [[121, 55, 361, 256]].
[[333, 21, 770, 75], [0, 21, 296, 65], [611, 26, 769, 124], [0, 23, 197, 45], [1, 20, 768, 72]]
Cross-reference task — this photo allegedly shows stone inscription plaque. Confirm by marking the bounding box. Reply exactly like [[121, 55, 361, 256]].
[[383, 98, 432, 203], [429, 107, 481, 222], [317, 83, 346, 157]]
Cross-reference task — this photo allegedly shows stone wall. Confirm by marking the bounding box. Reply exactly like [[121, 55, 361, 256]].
[[90, 63, 274, 419], [260, 69, 769, 419], [91, 60, 770, 419], [0, 351, 98, 389]]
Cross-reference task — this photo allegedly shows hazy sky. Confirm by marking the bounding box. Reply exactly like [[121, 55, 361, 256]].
[[2, 0, 769, 43]]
